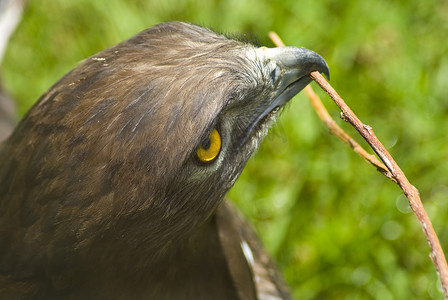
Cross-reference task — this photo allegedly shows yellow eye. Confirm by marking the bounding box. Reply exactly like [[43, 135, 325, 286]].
[[196, 128, 221, 162]]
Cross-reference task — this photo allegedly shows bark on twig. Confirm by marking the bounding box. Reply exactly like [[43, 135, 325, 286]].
[[269, 31, 448, 298]]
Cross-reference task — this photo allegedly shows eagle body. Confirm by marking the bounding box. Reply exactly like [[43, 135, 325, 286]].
[[0, 22, 328, 299]]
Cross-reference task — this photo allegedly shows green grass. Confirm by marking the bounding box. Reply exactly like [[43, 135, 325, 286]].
[[3, 0, 448, 298]]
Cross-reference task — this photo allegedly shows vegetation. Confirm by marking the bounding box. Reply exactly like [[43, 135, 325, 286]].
[[3, 0, 448, 298]]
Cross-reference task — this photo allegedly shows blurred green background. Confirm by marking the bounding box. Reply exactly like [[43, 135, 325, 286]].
[[2, 0, 448, 299]]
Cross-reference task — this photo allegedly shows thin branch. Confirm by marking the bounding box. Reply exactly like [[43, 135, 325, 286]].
[[310, 71, 448, 298], [269, 31, 448, 298]]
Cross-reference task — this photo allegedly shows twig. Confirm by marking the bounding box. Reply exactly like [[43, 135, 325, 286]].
[[310, 71, 448, 297], [269, 31, 448, 298]]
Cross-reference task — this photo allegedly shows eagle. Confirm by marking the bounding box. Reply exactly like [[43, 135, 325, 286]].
[[0, 21, 329, 299]]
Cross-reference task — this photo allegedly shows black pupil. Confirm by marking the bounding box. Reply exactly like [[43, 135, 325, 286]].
[[201, 137, 211, 150]]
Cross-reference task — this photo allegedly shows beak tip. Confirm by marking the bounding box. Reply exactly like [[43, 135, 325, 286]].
[[322, 64, 330, 81]]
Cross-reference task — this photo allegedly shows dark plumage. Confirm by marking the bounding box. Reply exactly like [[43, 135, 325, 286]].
[[0, 82, 15, 141], [0, 22, 329, 299]]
